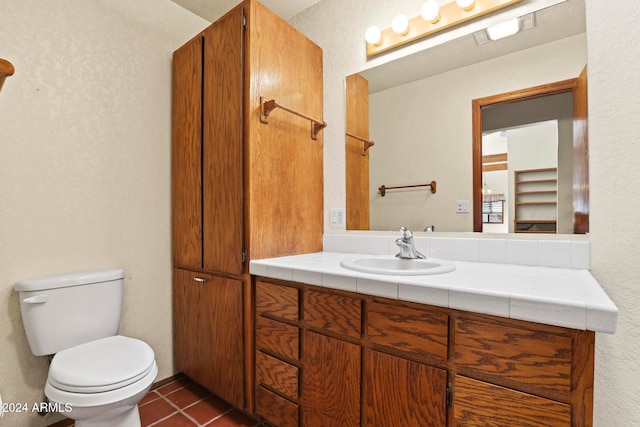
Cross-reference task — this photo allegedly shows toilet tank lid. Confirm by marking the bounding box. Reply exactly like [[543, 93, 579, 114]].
[[14, 268, 124, 292]]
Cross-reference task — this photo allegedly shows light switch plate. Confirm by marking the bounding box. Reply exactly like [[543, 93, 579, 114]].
[[330, 208, 346, 226], [456, 200, 470, 213]]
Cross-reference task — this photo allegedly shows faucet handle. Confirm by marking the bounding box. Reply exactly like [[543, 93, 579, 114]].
[[399, 226, 413, 240]]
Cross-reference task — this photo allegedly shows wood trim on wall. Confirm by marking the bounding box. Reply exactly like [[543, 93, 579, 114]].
[[472, 79, 578, 233]]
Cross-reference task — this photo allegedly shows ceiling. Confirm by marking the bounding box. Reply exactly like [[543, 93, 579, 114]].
[[171, 0, 322, 22]]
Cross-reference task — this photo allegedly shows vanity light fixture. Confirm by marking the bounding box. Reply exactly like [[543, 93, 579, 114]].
[[366, 0, 522, 58]]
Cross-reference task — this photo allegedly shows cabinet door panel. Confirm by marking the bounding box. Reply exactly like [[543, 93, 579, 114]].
[[363, 349, 447, 427], [368, 302, 448, 362], [172, 37, 203, 269], [173, 269, 244, 408], [303, 290, 361, 338], [173, 269, 201, 379], [202, 5, 244, 275], [454, 318, 572, 397], [454, 375, 571, 426], [301, 331, 360, 427]]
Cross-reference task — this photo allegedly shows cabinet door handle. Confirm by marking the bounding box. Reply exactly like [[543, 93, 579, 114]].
[[193, 277, 208, 283]]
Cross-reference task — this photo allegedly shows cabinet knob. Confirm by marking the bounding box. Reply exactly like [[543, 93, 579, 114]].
[[193, 277, 207, 283]]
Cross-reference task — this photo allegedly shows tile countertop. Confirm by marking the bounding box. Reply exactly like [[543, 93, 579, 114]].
[[250, 252, 618, 334]]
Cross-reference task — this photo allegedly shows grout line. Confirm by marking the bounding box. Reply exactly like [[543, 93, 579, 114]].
[[143, 378, 258, 427], [202, 408, 235, 426]]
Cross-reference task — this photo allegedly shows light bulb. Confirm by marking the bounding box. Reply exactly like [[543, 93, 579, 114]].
[[391, 14, 409, 35], [365, 26, 382, 45], [421, 1, 440, 23], [456, 0, 475, 11]]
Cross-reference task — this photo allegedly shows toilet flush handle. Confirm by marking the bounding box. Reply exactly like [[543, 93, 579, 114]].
[[23, 295, 48, 304]]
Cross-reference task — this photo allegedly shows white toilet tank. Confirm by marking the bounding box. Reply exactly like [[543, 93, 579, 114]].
[[15, 269, 124, 356]]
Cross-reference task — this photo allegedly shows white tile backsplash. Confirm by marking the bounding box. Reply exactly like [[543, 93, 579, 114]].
[[323, 234, 590, 270], [453, 238, 480, 262], [430, 237, 455, 260], [351, 234, 372, 254], [538, 240, 572, 268], [571, 241, 590, 269], [478, 238, 508, 264], [507, 239, 539, 267]]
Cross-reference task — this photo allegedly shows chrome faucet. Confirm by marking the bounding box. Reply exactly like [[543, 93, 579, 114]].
[[395, 227, 426, 259]]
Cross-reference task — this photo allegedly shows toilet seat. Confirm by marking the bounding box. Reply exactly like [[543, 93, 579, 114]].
[[48, 335, 155, 394], [45, 359, 158, 409]]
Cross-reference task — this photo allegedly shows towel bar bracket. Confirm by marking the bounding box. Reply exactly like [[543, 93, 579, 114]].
[[260, 97, 326, 140]]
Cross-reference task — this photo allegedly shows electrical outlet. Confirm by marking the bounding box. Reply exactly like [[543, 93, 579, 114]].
[[330, 208, 346, 226], [456, 200, 470, 213]]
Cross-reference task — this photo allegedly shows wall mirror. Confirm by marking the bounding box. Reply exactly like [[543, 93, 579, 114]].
[[345, 0, 587, 234]]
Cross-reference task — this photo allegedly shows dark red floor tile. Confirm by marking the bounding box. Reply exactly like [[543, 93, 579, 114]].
[[209, 409, 260, 427], [165, 385, 210, 409], [140, 390, 161, 406], [153, 412, 197, 427], [183, 395, 231, 424], [139, 398, 177, 426], [156, 378, 191, 396]]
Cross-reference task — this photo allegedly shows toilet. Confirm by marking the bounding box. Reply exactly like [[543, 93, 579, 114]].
[[15, 268, 158, 427]]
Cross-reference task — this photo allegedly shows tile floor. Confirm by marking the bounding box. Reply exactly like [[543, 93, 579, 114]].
[[139, 376, 262, 427], [52, 375, 263, 427]]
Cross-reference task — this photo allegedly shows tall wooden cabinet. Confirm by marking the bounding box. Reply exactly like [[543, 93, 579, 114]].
[[345, 73, 371, 230], [172, 0, 324, 412]]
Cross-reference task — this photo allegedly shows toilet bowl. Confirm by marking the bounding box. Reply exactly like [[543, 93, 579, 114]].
[[44, 335, 158, 427], [15, 269, 158, 427]]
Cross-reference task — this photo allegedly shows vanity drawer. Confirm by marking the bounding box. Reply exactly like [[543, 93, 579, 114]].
[[256, 386, 299, 427], [454, 318, 572, 397], [367, 302, 448, 362], [256, 316, 299, 361], [453, 375, 571, 427], [256, 351, 299, 400], [256, 281, 299, 322], [303, 290, 361, 338]]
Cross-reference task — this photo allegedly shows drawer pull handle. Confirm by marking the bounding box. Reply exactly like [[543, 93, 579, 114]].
[[193, 277, 207, 283]]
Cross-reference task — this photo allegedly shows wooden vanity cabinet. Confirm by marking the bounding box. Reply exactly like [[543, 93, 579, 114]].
[[253, 278, 595, 427], [255, 281, 300, 427], [172, 0, 323, 412]]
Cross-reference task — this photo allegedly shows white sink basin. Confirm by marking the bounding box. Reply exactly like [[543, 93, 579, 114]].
[[340, 256, 456, 276]]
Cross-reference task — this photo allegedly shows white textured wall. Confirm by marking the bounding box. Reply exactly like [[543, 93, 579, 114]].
[[0, 1, 207, 425], [586, 0, 640, 425], [367, 37, 583, 232], [291, 0, 640, 424]]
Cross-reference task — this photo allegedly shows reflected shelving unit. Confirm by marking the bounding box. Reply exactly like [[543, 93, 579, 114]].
[[514, 168, 558, 233]]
